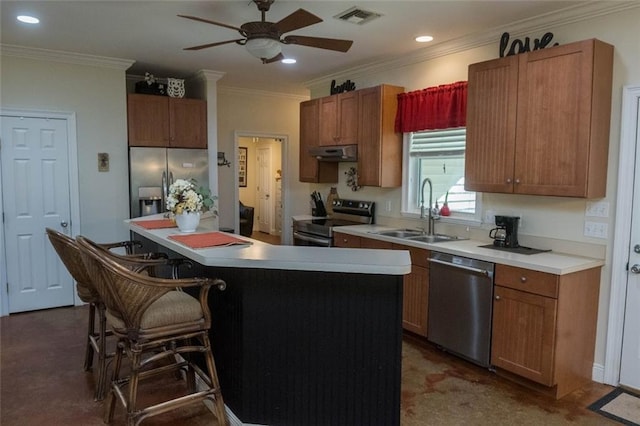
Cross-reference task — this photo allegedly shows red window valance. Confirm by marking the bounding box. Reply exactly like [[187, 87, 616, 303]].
[[395, 81, 467, 133]]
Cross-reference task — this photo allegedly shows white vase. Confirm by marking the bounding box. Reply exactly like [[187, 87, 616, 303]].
[[175, 211, 200, 233]]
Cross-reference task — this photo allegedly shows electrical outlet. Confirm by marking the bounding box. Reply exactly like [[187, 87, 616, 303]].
[[584, 221, 608, 239], [585, 201, 610, 218], [386, 200, 392, 212]]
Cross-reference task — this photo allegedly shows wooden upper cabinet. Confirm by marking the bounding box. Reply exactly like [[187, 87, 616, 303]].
[[358, 85, 405, 187], [465, 55, 519, 194], [465, 39, 613, 198], [299, 99, 338, 183], [127, 94, 170, 147], [319, 91, 359, 146], [127, 94, 207, 148], [169, 98, 207, 148]]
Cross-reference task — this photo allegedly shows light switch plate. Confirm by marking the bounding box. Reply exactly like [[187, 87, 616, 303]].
[[585, 201, 609, 218], [98, 153, 109, 172], [584, 221, 608, 238]]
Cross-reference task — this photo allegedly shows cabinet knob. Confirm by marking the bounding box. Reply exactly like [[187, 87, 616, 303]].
[[520, 276, 527, 283], [495, 295, 501, 300], [506, 178, 512, 184], [515, 178, 521, 184]]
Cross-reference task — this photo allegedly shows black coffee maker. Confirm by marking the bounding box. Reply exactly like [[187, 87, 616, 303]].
[[492, 215, 520, 248]]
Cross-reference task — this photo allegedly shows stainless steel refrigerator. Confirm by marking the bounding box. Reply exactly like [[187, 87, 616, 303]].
[[129, 147, 209, 218]]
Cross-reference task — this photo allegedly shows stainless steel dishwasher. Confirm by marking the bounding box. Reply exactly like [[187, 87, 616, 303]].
[[427, 251, 495, 368]]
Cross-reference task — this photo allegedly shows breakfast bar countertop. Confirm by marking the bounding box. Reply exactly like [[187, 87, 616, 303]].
[[333, 224, 605, 275], [127, 216, 411, 276]]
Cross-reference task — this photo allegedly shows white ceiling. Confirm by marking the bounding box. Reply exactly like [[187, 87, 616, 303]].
[[1, 1, 596, 95]]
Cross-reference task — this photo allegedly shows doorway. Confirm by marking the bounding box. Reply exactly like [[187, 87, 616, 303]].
[[0, 110, 81, 316], [605, 85, 640, 391], [235, 133, 285, 244]]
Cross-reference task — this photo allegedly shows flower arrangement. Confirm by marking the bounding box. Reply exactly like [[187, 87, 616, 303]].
[[166, 179, 217, 215]]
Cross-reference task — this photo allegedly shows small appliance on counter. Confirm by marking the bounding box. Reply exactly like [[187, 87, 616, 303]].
[[491, 215, 519, 248], [310, 191, 327, 217], [482, 215, 551, 255]]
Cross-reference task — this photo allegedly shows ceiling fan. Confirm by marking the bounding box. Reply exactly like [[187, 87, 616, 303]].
[[179, 0, 354, 64]]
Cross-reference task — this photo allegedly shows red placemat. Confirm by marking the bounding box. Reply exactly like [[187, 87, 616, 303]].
[[131, 219, 177, 229], [168, 232, 251, 249]]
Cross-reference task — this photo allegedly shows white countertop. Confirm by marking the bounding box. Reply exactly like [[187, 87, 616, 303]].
[[333, 225, 604, 275], [127, 216, 411, 276]]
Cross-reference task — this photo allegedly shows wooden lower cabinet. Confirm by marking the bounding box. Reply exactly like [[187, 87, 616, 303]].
[[491, 264, 601, 398], [395, 245, 429, 337], [335, 232, 430, 337]]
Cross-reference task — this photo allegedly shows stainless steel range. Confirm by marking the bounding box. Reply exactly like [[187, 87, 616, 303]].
[[293, 199, 375, 247]]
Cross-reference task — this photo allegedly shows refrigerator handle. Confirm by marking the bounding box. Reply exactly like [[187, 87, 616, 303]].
[[169, 171, 174, 187], [162, 170, 167, 206]]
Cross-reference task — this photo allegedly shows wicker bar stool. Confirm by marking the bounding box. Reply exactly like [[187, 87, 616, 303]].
[[46, 228, 172, 401], [77, 235, 227, 426]]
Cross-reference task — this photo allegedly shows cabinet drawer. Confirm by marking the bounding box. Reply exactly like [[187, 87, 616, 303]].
[[495, 264, 558, 298], [333, 233, 361, 248], [361, 237, 393, 249]]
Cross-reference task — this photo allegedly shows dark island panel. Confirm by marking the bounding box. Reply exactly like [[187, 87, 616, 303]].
[[136, 234, 404, 426]]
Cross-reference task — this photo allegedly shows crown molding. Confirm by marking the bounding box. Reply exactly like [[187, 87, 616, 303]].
[[218, 85, 309, 102], [0, 44, 134, 70], [304, 1, 639, 90]]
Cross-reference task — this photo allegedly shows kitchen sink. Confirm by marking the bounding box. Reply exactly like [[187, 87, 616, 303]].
[[406, 234, 467, 243], [372, 229, 467, 243], [373, 229, 424, 238]]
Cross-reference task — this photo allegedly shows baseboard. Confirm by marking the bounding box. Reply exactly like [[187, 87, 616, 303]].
[[592, 362, 606, 384]]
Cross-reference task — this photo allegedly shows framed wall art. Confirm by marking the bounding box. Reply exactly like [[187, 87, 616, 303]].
[[238, 147, 247, 187]]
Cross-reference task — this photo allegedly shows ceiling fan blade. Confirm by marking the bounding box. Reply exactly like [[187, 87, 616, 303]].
[[263, 52, 285, 64], [283, 35, 353, 53], [274, 9, 322, 34], [184, 39, 245, 51], [178, 14, 244, 33]]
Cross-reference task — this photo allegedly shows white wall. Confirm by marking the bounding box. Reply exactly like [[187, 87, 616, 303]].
[[0, 54, 132, 242], [216, 87, 308, 242], [305, 7, 640, 369]]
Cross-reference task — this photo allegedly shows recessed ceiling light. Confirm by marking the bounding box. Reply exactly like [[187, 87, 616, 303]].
[[282, 58, 296, 64], [17, 15, 40, 24], [415, 35, 434, 43]]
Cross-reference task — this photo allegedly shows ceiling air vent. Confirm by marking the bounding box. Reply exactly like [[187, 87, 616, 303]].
[[334, 7, 382, 25]]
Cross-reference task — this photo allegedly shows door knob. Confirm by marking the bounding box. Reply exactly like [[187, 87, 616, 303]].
[[631, 264, 640, 274], [60, 221, 68, 228]]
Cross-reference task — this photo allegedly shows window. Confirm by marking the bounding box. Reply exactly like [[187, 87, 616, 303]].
[[403, 127, 479, 220]]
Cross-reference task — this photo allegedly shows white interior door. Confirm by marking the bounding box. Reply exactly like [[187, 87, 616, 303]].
[[0, 115, 74, 313], [256, 146, 272, 233], [620, 101, 640, 391]]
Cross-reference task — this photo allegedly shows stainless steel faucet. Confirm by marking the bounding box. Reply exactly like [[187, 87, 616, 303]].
[[420, 177, 436, 235]]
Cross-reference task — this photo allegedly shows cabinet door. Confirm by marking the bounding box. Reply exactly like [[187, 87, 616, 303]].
[[402, 264, 429, 336], [299, 99, 338, 183], [336, 91, 359, 145], [514, 39, 611, 197], [127, 94, 170, 147], [492, 285, 557, 386], [358, 85, 403, 188], [465, 55, 518, 193], [319, 91, 359, 146], [169, 98, 207, 148]]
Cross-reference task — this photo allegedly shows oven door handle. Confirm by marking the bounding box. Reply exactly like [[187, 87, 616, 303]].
[[293, 231, 331, 247]]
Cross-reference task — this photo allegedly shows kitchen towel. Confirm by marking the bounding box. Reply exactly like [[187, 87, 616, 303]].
[[131, 219, 177, 229], [168, 232, 251, 249]]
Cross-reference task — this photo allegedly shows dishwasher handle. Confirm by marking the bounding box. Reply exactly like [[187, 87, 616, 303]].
[[428, 257, 490, 276]]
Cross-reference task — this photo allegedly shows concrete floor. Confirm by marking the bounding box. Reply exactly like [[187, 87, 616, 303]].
[[1, 305, 617, 426]]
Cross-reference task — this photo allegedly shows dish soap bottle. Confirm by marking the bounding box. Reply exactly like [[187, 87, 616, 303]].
[[440, 191, 451, 216], [326, 187, 338, 215]]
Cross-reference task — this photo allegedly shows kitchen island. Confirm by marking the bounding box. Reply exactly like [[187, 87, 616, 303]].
[[127, 217, 411, 426]]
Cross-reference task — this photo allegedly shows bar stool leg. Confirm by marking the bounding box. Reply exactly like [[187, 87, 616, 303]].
[[84, 303, 97, 371]]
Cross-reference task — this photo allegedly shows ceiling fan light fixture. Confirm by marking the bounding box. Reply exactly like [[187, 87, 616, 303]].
[[245, 37, 282, 60]]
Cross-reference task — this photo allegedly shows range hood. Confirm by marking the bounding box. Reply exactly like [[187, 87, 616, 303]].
[[309, 145, 357, 162]]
